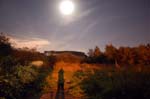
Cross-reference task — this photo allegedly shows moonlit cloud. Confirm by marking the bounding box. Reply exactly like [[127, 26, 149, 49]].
[[10, 37, 50, 51], [61, 5, 99, 25], [76, 6, 98, 20]]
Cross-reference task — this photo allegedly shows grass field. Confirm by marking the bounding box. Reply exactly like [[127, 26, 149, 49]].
[[41, 62, 150, 99]]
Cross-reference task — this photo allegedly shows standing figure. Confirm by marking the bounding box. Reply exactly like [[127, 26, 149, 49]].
[[55, 68, 65, 99], [58, 68, 64, 90]]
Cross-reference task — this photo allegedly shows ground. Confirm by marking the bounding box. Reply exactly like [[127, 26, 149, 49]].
[[39, 61, 101, 99]]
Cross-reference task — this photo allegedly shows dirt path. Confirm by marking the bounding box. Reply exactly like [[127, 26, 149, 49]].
[[39, 62, 86, 99], [40, 68, 79, 99], [40, 89, 79, 99]]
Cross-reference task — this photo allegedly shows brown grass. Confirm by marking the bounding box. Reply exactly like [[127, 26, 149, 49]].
[[43, 61, 102, 94]]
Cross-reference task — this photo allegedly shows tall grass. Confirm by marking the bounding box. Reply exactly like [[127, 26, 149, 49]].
[[75, 66, 150, 99]]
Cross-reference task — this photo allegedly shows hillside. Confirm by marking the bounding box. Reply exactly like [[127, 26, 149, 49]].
[[44, 51, 87, 63]]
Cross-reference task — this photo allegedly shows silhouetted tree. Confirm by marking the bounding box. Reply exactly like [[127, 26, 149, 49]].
[[86, 44, 150, 65], [93, 46, 101, 57], [88, 49, 94, 57], [0, 33, 12, 57], [105, 44, 117, 64], [137, 44, 150, 65]]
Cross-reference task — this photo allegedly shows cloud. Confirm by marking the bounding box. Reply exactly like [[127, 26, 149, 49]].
[[61, 5, 99, 25], [10, 37, 50, 50]]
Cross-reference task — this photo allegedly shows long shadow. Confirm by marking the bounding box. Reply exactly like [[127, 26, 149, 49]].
[[55, 69, 65, 99]]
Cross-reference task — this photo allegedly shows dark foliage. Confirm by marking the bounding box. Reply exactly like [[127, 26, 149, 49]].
[[80, 68, 150, 99], [0, 34, 52, 99], [85, 44, 150, 65], [0, 33, 12, 58]]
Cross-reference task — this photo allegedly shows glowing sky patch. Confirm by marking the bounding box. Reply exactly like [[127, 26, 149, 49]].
[[59, 0, 75, 15], [10, 37, 50, 51]]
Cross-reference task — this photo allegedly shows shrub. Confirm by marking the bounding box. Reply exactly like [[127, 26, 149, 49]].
[[80, 67, 150, 99], [0, 56, 50, 99]]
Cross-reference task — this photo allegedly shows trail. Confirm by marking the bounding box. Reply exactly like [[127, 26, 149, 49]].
[[40, 79, 79, 99], [40, 89, 79, 99], [39, 62, 86, 99], [40, 68, 79, 99]]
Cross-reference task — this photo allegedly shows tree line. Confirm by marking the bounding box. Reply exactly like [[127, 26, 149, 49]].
[[85, 44, 150, 65]]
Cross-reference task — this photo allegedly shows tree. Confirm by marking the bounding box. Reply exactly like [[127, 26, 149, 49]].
[[0, 33, 12, 57], [88, 49, 94, 57], [105, 44, 117, 63], [93, 46, 101, 57], [137, 44, 150, 65]]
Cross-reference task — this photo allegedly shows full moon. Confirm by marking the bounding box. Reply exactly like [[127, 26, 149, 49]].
[[59, 0, 75, 15]]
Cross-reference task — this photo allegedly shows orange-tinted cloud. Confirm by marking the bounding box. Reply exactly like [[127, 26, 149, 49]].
[[10, 37, 50, 50]]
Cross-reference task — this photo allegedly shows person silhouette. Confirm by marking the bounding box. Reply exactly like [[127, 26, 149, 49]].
[[55, 68, 65, 99], [58, 68, 64, 90]]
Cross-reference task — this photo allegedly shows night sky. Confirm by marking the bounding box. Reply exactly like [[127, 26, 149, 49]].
[[0, 0, 149, 52]]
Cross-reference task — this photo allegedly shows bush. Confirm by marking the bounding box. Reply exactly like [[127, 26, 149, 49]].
[[0, 56, 50, 99], [80, 67, 150, 99]]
